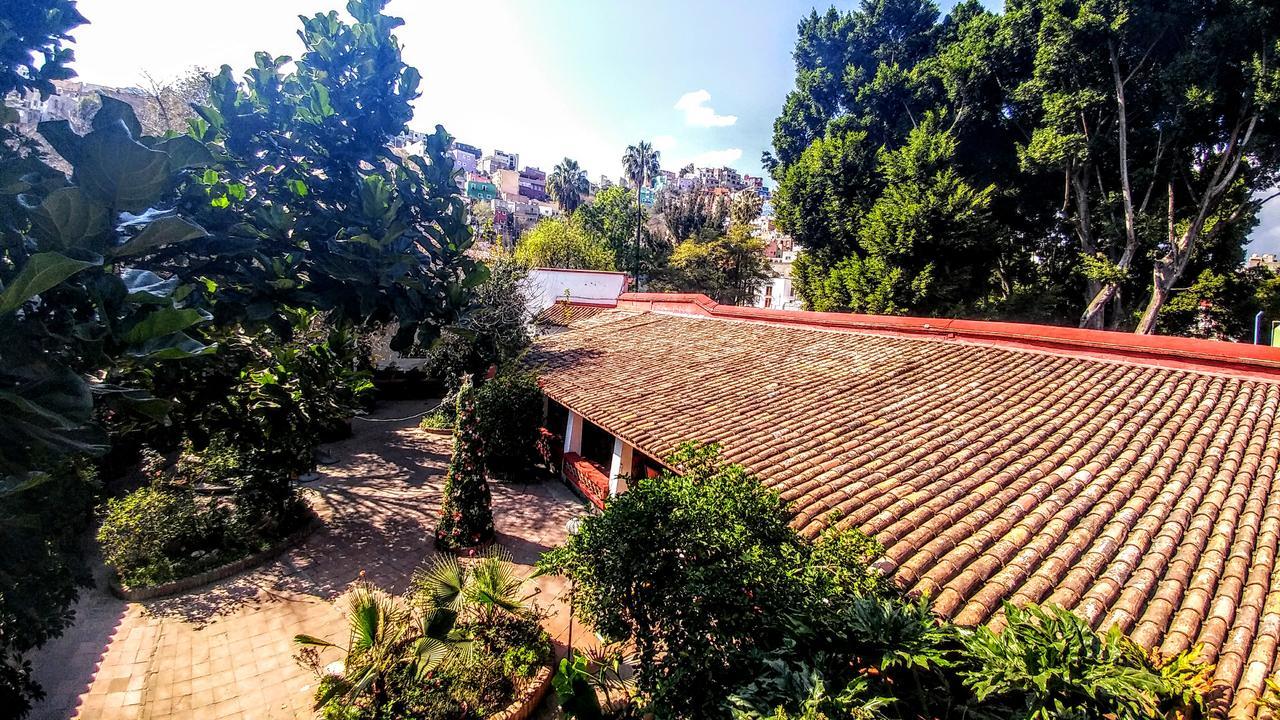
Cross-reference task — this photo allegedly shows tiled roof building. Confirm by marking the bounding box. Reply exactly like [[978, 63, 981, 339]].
[[532, 292, 1280, 719]]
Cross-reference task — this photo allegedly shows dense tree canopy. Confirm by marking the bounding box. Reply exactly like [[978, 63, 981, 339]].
[[513, 216, 616, 271], [769, 0, 1280, 335], [658, 224, 772, 306]]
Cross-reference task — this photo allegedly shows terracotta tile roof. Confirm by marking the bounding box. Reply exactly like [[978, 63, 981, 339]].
[[534, 301, 612, 328], [531, 295, 1280, 718]]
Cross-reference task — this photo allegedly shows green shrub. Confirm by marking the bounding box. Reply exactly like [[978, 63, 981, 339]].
[[958, 603, 1209, 720], [418, 405, 454, 431], [97, 484, 227, 587], [540, 442, 825, 717], [473, 366, 543, 482]]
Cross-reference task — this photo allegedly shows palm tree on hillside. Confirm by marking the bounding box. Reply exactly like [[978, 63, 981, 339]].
[[622, 140, 661, 286], [547, 157, 589, 214]]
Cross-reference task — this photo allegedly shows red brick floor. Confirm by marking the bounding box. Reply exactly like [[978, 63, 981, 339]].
[[28, 401, 591, 720]]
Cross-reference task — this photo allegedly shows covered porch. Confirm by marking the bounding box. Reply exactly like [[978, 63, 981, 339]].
[[543, 398, 663, 509]]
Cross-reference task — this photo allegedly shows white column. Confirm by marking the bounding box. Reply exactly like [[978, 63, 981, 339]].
[[608, 437, 633, 497], [563, 411, 583, 455]]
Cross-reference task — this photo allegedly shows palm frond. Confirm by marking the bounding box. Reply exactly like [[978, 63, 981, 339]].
[[408, 636, 452, 679], [412, 553, 466, 612], [294, 633, 339, 649]]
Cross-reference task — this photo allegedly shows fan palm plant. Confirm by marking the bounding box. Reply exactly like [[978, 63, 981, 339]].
[[411, 546, 531, 627], [295, 583, 455, 714], [622, 140, 661, 285], [548, 158, 590, 214]]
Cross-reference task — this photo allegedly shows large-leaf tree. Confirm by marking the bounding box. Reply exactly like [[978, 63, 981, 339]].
[[175, 0, 482, 349]]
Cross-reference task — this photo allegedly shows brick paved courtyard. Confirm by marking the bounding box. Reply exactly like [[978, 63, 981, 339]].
[[28, 401, 589, 720]]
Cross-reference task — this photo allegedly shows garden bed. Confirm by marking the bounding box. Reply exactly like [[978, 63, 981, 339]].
[[107, 506, 321, 601], [490, 664, 553, 720]]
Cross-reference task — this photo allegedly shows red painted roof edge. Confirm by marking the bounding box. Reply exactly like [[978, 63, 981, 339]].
[[615, 292, 1280, 380]]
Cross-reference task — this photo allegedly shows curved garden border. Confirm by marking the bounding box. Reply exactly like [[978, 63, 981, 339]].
[[419, 426, 453, 437], [491, 664, 554, 720], [107, 508, 322, 601]]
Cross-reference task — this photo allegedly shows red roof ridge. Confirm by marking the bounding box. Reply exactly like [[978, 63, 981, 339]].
[[615, 292, 1280, 381]]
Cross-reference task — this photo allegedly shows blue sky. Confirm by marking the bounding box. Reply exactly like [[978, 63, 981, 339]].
[[68, 0, 1276, 253]]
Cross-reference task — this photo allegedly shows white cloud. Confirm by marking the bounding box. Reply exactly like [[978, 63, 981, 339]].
[[692, 148, 743, 167], [674, 89, 737, 127], [651, 134, 678, 154]]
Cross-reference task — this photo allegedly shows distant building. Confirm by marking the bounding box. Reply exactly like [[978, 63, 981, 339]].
[[389, 130, 428, 150], [449, 143, 480, 176], [1247, 253, 1280, 273], [491, 168, 521, 199], [465, 174, 498, 201], [6, 79, 144, 130], [480, 149, 519, 174], [519, 167, 549, 202]]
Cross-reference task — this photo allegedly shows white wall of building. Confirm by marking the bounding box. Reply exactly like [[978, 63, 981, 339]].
[[526, 268, 629, 313]]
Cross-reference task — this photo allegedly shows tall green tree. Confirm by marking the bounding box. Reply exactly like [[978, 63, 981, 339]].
[[1010, 0, 1280, 331], [769, 0, 1280, 335], [514, 216, 615, 271], [547, 157, 589, 214], [577, 185, 641, 257], [622, 140, 661, 283]]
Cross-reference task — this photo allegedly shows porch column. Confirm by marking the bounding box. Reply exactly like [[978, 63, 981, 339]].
[[608, 437, 633, 497], [563, 411, 583, 455]]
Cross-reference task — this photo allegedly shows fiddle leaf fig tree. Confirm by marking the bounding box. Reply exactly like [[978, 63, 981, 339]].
[[180, 0, 481, 348]]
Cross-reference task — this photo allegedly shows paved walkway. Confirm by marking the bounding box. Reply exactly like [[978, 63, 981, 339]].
[[29, 401, 590, 720]]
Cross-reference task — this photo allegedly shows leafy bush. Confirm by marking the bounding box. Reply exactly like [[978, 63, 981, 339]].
[[958, 603, 1209, 720], [540, 442, 840, 717], [474, 366, 543, 482], [97, 482, 229, 588], [0, 458, 98, 716]]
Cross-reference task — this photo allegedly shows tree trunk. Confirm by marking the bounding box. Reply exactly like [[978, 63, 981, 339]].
[[1134, 270, 1172, 334], [1079, 282, 1115, 329]]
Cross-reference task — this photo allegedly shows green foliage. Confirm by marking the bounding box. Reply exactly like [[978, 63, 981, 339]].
[[540, 442, 880, 718], [1156, 267, 1280, 341], [769, 0, 1280, 332], [0, 458, 97, 715], [658, 223, 772, 306], [187, 0, 480, 350], [514, 216, 616, 271], [299, 550, 550, 720], [959, 603, 1209, 720], [434, 376, 494, 550], [473, 366, 543, 483], [96, 481, 226, 588], [0, 0, 85, 99], [577, 185, 652, 265]]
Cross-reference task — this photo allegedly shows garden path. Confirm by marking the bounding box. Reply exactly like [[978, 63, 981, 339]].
[[27, 400, 590, 720]]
